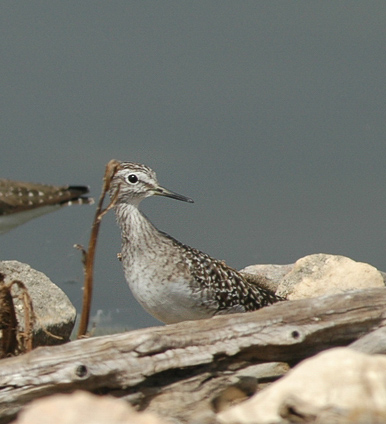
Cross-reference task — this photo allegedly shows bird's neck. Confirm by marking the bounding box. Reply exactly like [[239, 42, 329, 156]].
[[115, 203, 162, 246]]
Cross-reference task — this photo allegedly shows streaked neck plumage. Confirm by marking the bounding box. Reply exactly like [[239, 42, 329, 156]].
[[110, 161, 284, 325], [114, 203, 165, 250]]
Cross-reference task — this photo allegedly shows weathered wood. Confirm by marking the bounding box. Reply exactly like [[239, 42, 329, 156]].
[[0, 287, 385, 423]]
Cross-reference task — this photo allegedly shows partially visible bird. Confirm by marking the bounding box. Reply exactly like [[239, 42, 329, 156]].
[[0, 179, 93, 234], [110, 161, 284, 324]]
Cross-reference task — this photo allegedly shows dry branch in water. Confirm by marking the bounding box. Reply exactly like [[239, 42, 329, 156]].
[[76, 160, 121, 338]]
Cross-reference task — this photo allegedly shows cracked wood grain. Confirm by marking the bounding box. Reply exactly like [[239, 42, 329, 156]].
[[0, 287, 385, 423]]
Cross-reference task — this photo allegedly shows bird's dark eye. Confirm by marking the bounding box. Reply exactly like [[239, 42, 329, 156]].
[[127, 174, 138, 184]]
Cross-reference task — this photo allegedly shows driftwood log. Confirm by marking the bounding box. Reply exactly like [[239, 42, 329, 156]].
[[0, 287, 386, 423]]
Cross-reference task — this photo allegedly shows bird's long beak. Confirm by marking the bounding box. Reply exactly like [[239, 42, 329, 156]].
[[154, 186, 194, 203]]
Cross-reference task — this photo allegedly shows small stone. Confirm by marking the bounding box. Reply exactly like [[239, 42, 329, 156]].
[[14, 391, 167, 424], [0, 260, 76, 347], [276, 253, 384, 300]]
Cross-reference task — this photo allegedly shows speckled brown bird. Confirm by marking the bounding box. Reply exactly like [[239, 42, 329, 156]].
[[110, 161, 283, 324], [0, 179, 93, 234]]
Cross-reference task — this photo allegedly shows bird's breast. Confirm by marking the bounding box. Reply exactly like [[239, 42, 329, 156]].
[[122, 253, 210, 324]]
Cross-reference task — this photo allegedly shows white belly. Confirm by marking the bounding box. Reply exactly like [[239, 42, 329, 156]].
[[124, 264, 207, 324]]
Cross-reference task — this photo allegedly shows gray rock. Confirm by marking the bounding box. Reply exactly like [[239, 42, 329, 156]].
[[349, 327, 386, 355], [240, 264, 294, 289], [239, 264, 294, 295], [0, 260, 76, 347]]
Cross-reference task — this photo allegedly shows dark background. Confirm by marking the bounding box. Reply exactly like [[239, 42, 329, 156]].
[[1, 2, 385, 331]]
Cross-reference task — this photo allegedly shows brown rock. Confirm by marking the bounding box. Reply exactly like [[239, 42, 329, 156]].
[[276, 253, 384, 300], [218, 348, 386, 424]]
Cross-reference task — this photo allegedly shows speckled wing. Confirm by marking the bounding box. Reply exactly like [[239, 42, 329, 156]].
[[0, 180, 92, 216], [167, 235, 284, 314]]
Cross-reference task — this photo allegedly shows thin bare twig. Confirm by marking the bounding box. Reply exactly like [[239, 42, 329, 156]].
[[0, 274, 18, 357], [9, 280, 36, 353], [0, 274, 36, 357], [76, 159, 121, 338]]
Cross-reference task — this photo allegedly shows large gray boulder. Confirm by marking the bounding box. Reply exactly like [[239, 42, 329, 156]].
[[0, 260, 76, 347]]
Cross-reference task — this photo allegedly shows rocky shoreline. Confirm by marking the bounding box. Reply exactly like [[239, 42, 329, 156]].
[[1, 254, 386, 424]]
